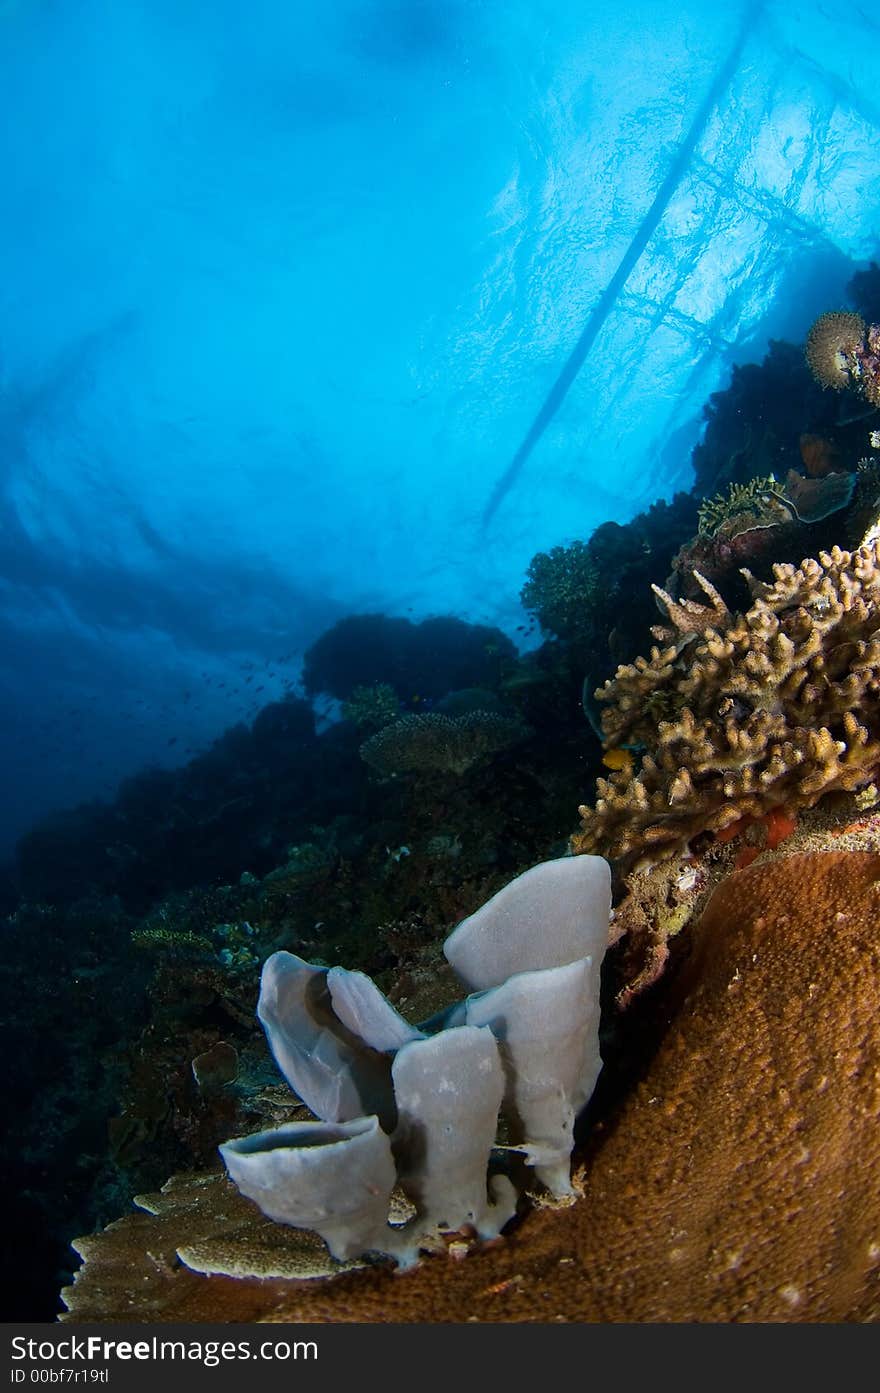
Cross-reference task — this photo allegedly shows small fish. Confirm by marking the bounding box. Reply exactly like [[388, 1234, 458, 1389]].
[[602, 747, 634, 775]]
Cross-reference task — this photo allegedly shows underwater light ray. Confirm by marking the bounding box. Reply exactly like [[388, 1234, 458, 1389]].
[[480, 0, 764, 530]]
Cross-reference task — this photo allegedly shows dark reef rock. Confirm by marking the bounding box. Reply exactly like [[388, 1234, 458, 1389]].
[[302, 613, 517, 703]]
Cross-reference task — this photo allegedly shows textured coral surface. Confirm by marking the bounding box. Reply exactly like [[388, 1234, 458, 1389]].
[[359, 709, 526, 776], [805, 310, 866, 390], [61, 851, 880, 1323]]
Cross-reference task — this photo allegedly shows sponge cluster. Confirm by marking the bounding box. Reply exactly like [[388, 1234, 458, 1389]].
[[220, 855, 611, 1267]]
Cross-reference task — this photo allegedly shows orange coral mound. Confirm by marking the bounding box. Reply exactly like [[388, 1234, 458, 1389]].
[[720, 807, 797, 865], [62, 853, 880, 1322], [764, 806, 797, 848]]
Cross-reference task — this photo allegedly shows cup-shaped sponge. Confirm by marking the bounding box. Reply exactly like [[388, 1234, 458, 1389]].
[[443, 854, 611, 990], [327, 965, 425, 1053], [465, 956, 600, 1195], [223, 855, 613, 1266], [391, 1024, 515, 1246], [257, 951, 398, 1130], [219, 1115, 396, 1262]]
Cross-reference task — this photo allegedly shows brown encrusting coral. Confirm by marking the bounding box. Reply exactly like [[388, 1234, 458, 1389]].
[[574, 540, 880, 865], [60, 852, 880, 1323]]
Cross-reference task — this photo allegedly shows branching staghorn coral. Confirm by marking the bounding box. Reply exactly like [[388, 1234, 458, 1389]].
[[574, 541, 880, 864], [359, 710, 527, 777]]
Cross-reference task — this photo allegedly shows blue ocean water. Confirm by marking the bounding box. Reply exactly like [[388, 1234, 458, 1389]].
[[1, 0, 877, 849]]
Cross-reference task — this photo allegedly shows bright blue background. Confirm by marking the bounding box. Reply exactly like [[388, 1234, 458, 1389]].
[[2, 0, 879, 847]]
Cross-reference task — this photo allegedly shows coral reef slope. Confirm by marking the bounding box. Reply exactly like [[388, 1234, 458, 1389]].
[[62, 851, 880, 1322]]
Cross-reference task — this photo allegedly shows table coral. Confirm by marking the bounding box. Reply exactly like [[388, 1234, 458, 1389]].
[[574, 540, 880, 865], [60, 852, 880, 1323]]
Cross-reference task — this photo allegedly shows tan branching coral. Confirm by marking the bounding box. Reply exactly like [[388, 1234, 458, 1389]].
[[360, 710, 526, 777], [575, 541, 880, 864], [649, 569, 730, 644]]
